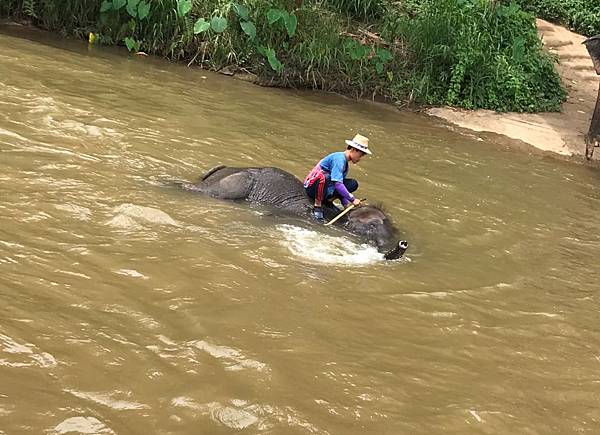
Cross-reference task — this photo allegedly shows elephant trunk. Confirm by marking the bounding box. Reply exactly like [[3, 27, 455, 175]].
[[383, 240, 408, 260]]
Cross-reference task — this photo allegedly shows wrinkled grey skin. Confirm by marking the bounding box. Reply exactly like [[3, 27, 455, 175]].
[[181, 165, 407, 260]]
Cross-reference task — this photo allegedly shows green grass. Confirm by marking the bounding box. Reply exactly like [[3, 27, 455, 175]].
[[383, 0, 567, 111], [510, 0, 600, 37]]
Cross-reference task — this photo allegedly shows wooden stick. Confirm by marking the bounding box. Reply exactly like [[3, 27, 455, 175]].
[[324, 204, 355, 226]]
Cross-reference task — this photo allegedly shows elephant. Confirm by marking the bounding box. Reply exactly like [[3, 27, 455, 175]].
[[180, 165, 408, 260]]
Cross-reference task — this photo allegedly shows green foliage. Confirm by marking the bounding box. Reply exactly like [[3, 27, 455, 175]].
[[508, 0, 600, 36], [257, 45, 283, 72], [0, 0, 569, 113], [113, 0, 126, 10], [240, 20, 256, 38], [210, 16, 227, 33], [22, 0, 38, 18], [385, 0, 566, 112], [176, 0, 191, 18], [232, 3, 249, 21], [2, 0, 101, 37], [342, 38, 392, 74], [266, 8, 297, 37], [321, 0, 384, 20], [193, 18, 210, 34], [124, 35, 140, 51]]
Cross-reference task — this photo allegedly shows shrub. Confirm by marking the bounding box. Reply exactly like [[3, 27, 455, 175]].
[[510, 0, 600, 36], [384, 0, 566, 111]]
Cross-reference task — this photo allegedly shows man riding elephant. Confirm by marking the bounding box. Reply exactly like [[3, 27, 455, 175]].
[[179, 159, 408, 260], [304, 133, 371, 222]]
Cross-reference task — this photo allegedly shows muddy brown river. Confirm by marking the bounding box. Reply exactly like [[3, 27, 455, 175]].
[[1, 24, 600, 434]]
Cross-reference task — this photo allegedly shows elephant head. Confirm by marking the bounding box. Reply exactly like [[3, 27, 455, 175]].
[[343, 205, 408, 260]]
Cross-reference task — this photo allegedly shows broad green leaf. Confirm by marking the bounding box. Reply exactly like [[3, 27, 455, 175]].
[[100, 1, 112, 12], [375, 62, 383, 74], [284, 13, 297, 37], [232, 3, 249, 21], [266, 47, 282, 72], [124, 37, 136, 51], [267, 8, 284, 25], [350, 44, 368, 60], [193, 18, 210, 34], [343, 38, 355, 50], [137, 1, 150, 19], [256, 45, 267, 56], [112, 0, 126, 10], [126, 0, 139, 18], [375, 48, 392, 62], [177, 0, 192, 17], [210, 16, 227, 33], [240, 20, 256, 39], [359, 46, 369, 58]]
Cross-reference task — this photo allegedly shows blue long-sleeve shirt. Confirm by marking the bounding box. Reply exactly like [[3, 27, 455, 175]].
[[319, 152, 355, 204]]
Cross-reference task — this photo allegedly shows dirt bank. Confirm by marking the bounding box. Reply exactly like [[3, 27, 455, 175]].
[[427, 19, 599, 161]]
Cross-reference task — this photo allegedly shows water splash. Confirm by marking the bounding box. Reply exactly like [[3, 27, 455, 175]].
[[276, 224, 383, 266], [50, 416, 115, 435]]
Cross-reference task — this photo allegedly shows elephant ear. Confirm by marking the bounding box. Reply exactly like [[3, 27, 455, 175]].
[[201, 165, 226, 181]]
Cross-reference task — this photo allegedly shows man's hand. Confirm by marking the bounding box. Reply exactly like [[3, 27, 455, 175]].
[[351, 198, 361, 207]]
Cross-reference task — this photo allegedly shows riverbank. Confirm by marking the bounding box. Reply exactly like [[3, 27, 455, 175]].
[[2, 9, 598, 164], [1, 0, 567, 114], [427, 19, 600, 162]]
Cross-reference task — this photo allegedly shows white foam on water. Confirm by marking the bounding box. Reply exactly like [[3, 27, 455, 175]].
[[170, 399, 258, 430], [64, 389, 149, 410], [51, 416, 115, 435], [54, 204, 92, 221], [0, 334, 33, 354], [276, 224, 384, 266], [191, 340, 269, 373], [101, 305, 160, 329], [113, 269, 148, 279], [210, 405, 259, 430], [31, 352, 58, 368], [107, 203, 179, 229], [169, 398, 320, 433], [516, 311, 561, 319], [469, 409, 484, 423], [0, 334, 57, 368], [171, 396, 202, 410]]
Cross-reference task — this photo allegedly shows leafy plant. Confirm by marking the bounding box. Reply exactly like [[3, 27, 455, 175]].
[[388, 0, 566, 111], [124, 36, 140, 51], [372, 47, 392, 74], [344, 38, 369, 60], [22, 0, 37, 18], [193, 18, 210, 34], [176, 0, 191, 18], [267, 8, 297, 37], [508, 0, 600, 36]]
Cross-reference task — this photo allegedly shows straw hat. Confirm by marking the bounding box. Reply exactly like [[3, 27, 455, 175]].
[[345, 133, 372, 155]]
